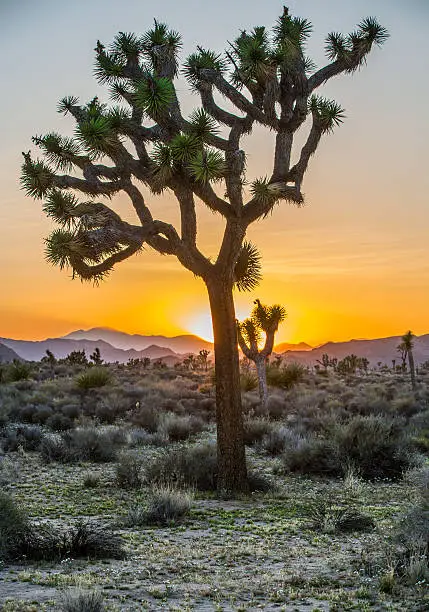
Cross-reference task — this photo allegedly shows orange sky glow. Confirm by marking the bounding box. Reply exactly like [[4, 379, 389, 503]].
[[1, 0, 428, 346]]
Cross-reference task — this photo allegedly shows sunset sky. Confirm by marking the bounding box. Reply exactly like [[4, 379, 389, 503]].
[[1, 0, 428, 345]]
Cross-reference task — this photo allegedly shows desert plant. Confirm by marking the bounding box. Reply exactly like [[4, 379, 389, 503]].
[[158, 412, 205, 441], [307, 499, 375, 534], [145, 443, 218, 491], [60, 589, 105, 612], [22, 8, 388, 492], [243, 417, 273, 446], [332, 415, 417, 480], [266, 362, 305, 389], [144, 485, 193, 525], [400, 330, 417, 390], [89, 347, 104, 366], [240, 370, 258, 392], [4, 361, 32, 383], [237, 300, 286, 407], [115, 453, 143, 489], [75, 367, 112, 390]]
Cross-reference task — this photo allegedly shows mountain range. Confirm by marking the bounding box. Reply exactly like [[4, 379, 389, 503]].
[[0, 327, 428, 366]]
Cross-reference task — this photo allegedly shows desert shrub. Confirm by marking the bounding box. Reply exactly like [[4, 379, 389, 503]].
[[266, 362, 305, 389], [0, 456, 20, 486], [131, 405, 160, 433], [243, 417, 273, 446], [83, 472, 100, 489], [144, 486, 193, 525], [115, 453, 142, 489], [332, 415, 417, 480], [60, 589, 105, 612], [56, 520, 125, 560], [1, 424, 43, 452], [261, 426, 303, 456], [63, 428, 123, 462], [41, 428, 124, 463], [4, 361, 33, 383], [127, 428, 168, 447], [240, 370, 258, 392], [75, 367, 112, 390], [40, 433, 71, 463], [265, 393, 289, 419], [283, 437, 342, 477], [146, 443, 218, 491], [146, 443, 271, 493], [307, 499, 375, 534], [158, 412, 205, 441], [0, 490, 29, 560], [45, 413, 75, 431]]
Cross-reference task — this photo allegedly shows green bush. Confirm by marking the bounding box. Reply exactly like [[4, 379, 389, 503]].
[[266, 362, 305, 389], [75, 367, 112, 390], [3, 361, 33, 383]]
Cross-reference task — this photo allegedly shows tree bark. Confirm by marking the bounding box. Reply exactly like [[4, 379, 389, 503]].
[[206, 277, 248, 495], [255, 356, 268, 409], [408, 350, 416, 390]]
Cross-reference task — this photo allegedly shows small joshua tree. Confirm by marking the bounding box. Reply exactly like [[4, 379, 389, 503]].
[[20, 7, 388, 492], [401, 330, 416, 390], [90, 347, 104, 365], [237, 300, 286, 407]]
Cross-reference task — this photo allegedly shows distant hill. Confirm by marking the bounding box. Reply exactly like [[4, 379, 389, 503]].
[[0, 337, 178, 364], [0, 342, 22, 363], [63, 327, 213, 354], [282, 334, 429, 366], [274, 341, 312, 353]]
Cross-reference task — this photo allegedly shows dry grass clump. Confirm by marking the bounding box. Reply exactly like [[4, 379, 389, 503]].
[[307, 499, 375, 534], [60, 589, 105, 612], [144, 485, 193, 525]]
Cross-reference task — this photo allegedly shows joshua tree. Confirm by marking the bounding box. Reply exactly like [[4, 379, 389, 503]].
[[401, 330, 416, 390], [397, 342, 408, 371], [90, 347, 104, 365], [237, 300, 286, 407], [20, 8, 388, 492], [198, 349, 210, 371]]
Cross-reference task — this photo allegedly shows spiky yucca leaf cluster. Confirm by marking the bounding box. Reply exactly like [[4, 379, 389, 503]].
[[134, 75, 175, 116], [252, 300, 287, 332], [238, 318, 262, 347], [32, 133, 82, 172], [310, 96, 345, 133], [20, 155, 55, 199], [150, 125, 225, 191], [183, 48, 227, 89], [325, 17, 389, 69], [42, 190, 79, 228], [234, 241, 262, 292]]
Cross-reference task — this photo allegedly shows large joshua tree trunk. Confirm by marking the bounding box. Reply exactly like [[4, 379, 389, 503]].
[[255, 356, 268, 409], [207, 277, 248, 494]]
